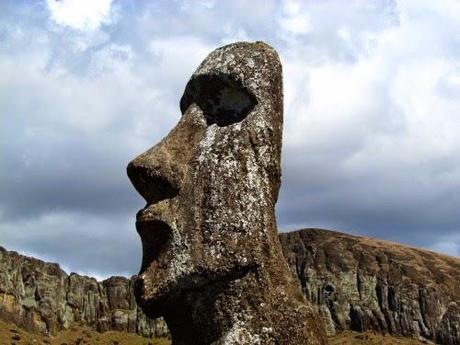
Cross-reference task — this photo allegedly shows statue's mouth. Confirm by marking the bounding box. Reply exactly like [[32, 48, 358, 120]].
[[136, 215, 172, 275]]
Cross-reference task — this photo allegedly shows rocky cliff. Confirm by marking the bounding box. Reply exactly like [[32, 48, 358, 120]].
[[0, 246, 167, 338], [2, 229, 459, 344], [280, 229, 460, 345]]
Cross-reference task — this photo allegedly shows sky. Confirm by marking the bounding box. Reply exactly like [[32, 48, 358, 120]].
[[1, 0, 460, 279]]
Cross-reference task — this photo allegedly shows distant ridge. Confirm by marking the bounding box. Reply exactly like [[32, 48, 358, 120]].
[[280, 228, 460, 345], [0, 246, 167, 337]]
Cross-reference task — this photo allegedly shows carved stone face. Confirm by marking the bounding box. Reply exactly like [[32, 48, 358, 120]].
[[127, 42, 283, 318]]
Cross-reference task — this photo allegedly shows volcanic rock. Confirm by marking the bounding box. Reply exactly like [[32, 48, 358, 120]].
[[127, 41, 328, 345], [280, 228, 460, 345], [2, 229, 459, 344], [0, 246, 167, 337]]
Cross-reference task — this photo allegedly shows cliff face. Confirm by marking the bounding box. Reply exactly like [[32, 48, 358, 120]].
[[2, 229, 459, 344], [280, 229, 460, 345], [0, 246, 167, 338]]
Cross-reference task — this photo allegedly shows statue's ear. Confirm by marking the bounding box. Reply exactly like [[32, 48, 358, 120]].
[[180, 74, 257, 127]]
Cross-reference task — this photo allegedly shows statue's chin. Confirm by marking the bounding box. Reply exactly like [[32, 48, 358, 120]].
[[134, 277, 170, 318], [138, 298, 167, 319]]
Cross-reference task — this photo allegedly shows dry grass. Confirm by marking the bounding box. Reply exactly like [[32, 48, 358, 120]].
[[0, 319, 170, 345], [1, 320, 433, 345], [329, 331, 432, 345]]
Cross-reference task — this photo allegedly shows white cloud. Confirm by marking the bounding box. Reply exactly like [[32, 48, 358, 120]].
[[276, 1, 460, 250], [282, 0, 460, 182], [148, 36, 213, 88], [430, 235, 460, 257], [46, 0, 114, 31], [278, 0, 312, 36]]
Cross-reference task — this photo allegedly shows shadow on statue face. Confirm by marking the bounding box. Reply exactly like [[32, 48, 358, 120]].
[[127, 42, 282, 318]]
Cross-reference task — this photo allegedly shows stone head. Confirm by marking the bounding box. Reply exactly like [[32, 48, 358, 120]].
[[127, 42, 283, 318]]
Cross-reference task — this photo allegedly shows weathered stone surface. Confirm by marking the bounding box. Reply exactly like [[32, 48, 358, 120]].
[[127, 41, 328, 344], [0, 246, 166, 338], [280, 229, 460, 345]]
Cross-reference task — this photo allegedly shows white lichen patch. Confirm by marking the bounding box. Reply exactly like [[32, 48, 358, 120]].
[[197, 125, 217, 164], [220, 317, 261, 345]]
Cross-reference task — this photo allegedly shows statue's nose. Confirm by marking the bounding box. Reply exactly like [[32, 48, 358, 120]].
[[127, 104, 208, 205], [127, 146, 181, 204]]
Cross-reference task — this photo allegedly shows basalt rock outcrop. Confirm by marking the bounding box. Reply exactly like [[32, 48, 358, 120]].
[[127, 41, 328, 344], [2, 229, 460, 344], [280, 229, 460, 345], [0, 245, 167, 337]]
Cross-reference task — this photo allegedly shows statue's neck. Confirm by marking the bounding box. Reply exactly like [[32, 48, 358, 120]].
[[162, 261, 327, 345], [164, 271, 277, 345], [166, 312, 256, 345]]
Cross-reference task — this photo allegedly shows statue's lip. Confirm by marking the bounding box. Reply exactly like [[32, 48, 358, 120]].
[[136, 209, 156, 224], [135, 199, 171, 223]]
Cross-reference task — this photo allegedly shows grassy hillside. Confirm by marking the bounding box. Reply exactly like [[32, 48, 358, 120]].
[[329, 331, 431, 345], [0, 319, 169, 345], [1, 319, 431, 345]]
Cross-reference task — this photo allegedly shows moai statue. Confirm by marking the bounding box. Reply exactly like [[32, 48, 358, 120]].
[[127, 41, 328, 345]]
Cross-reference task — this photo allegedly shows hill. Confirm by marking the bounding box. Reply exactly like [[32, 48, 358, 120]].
[[1, 228, 459, 344], [0, 246, 167, 337], [0, 319, 429, 345], [280, 229, 460, 344]]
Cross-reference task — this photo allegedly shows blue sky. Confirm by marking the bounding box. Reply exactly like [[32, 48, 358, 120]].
[[1, 0, 460, 278]]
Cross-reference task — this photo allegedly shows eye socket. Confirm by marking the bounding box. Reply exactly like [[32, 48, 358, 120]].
[[180, 74, 257, 127]]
